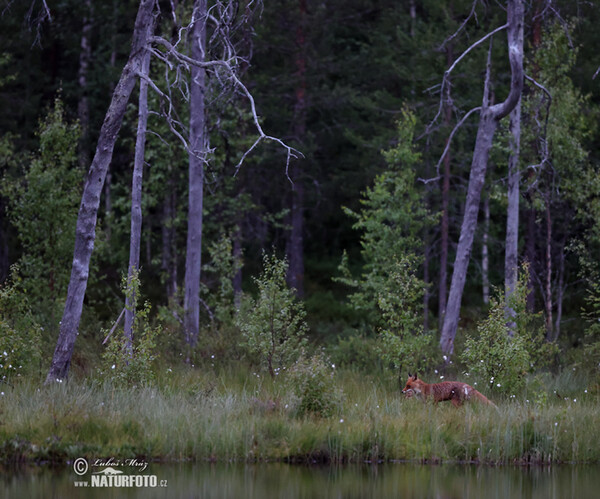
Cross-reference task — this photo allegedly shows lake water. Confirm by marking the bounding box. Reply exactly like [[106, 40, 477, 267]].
[[2, 462, 600, 498]]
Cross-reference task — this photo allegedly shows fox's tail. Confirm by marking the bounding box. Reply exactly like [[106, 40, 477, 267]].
[[473, 389, 497, 408]]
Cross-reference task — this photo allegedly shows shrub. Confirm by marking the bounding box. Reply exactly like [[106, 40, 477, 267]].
[[288, 351, 339, 418], [0, 266, 42, 382], [101, 273, 159, 385], [461, 295, 530, 394], [236, 252, 308, 378]]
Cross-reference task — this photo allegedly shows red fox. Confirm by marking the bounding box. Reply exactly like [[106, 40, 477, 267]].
[[402, 373, 496, 408]]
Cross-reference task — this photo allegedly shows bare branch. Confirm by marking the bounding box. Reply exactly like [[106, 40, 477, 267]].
[[149, 33, 303, 180], [426, 23, 508, 133], [102, 308, 126, 345], [433, 106, 482, 175], [438, 0, 479, 51]]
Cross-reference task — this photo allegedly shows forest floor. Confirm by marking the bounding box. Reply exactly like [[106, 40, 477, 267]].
[[1, 365, 599, 466]]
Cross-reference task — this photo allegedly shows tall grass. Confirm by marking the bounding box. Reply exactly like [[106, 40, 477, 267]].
[[0, 366, 599, 465]]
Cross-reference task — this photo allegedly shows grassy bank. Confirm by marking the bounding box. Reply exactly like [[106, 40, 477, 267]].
[[1, 367, 599, 465]]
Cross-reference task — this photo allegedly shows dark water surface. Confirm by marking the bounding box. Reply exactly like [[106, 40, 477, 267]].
[[2, 462, 599, 498]]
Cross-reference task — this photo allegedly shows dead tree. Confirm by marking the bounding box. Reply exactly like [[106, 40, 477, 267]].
[[124, 21, 153, 351], [183, 0, 207, 348], [504, 98, 521, 335], [46, 0, 300, 381], [439, 0, 524, 355], [45, 0, 156, 383]]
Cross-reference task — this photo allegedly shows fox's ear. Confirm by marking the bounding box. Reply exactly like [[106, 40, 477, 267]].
[[407, 372, 412, 379], [412, 373, 418, 380]]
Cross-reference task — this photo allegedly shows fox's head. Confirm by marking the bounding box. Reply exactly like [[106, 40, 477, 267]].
[[402, 373, 424, 395]]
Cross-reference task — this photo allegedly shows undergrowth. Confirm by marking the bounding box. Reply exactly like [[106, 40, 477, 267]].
[[0, 365, 598, 465]]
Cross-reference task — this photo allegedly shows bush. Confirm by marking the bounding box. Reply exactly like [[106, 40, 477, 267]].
[[236, 252, 308, 378], [101, 273, 159, 385], [0, 266, 42, 382], [330, 333, 380, 371], [288, 351, 339, 417], [461, 295, 530, 394]]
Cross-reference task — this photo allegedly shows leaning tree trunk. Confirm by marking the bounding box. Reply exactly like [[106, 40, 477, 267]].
[[124, 38, 152, 352], [504, 98, 521, 335], [183, 0, 207, 348], [45, 0, 156, 383], [440, 0, 523, 355]]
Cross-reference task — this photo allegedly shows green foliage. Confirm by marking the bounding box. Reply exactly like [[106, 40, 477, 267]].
[[377, 255, 435, 373], [236, 252, 308, 377], [338, 110, 432, 320], [202, 233, 243, 326], [508, 265, 558, 370], [462, 294, 530, 395], [0, 266, 42, 382], [1, 98, 81, 326], [337, 109, 434, 371], [289, 351, 339, 418], [329, 333, 380, 371], [101, 272, 160, 386], [578, 255, 600, 375], [460, 268, 549, 395]]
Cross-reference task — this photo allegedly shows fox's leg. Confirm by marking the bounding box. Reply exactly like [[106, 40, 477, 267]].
[[451, 397, 463, 407]]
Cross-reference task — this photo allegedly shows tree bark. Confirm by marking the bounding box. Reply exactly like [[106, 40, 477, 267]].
[[45, 0, 156, 383], [505, 98, 521, 334], [161, 179, 178, 301], [553, 238, 565, 342], [440, 0, 523, 355], [439, 44, 453, 331], [423, 239, 430, 332], [124, 39, 151, 351], [233, 223, 243, 309], [77, 0, 92, 169], [183, 0, 207, 347], [482, 192, 490, 305], [544, 192, 553, 340], [287, 0, 307, 297]]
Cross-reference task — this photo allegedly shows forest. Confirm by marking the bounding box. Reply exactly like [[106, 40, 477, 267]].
[[1, 0, 600, 465]]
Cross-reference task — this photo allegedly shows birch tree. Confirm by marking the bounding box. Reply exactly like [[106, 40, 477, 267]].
[[46, 0, 299, 380], [46, 0, 156, 383], [124, 22, 153, 351], [183, 0, 207, 347], [439, 0, 524, 355]]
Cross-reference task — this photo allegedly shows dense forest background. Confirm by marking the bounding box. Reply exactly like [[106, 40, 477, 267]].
[[1, 0, 600, 384]]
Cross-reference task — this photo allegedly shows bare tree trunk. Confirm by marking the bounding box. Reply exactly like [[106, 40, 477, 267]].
[[505, 98, 521, 334], [183, 0, 207, 348], [482, 192, 490, 305], [440, 0, 523, 355], [45, 0, 156, 383], [233, 223, 243, 309], [525, 201, 536, 311], [287, 0, 307, 297], [553, 238, 565, 341], [77, 0, 92, 169], [0, 198, 8, 282], [161, 179, 178, 301], [104, 0, 119, 245], [439, 44, 453, 331], [423, 239, 430, 332], [124, 41, 151, 351], [544, 193, 553, 340]]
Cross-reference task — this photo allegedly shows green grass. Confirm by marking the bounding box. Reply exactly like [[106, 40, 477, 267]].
[[1, 366, 599, 465]]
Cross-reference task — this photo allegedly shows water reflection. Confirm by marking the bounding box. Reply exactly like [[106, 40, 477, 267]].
[[1, 462, 599, 498]]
